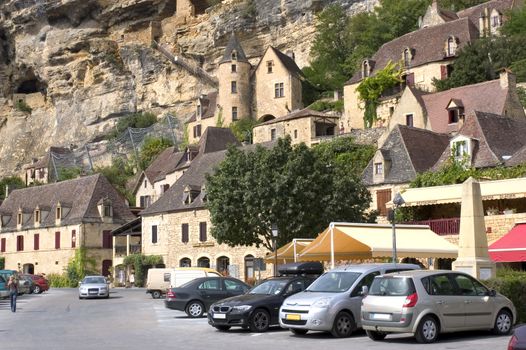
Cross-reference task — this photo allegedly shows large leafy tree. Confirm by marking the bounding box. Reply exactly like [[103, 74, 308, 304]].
[[206, 138, 374, 251], [138, 137, 173, 170], [0, 176, 25, 200]]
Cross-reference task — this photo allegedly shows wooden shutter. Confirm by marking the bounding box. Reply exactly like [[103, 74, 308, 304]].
[[55, 232, 61, 249], [102, 230, 112, 249], [440, 65, 448, 80], [34, 234, 40, 251], [17, 236, 24, 251], [376, 189, 392, 216], [199, 222, 207, 242], [0, 238, 5, 252], [182, 223, 189, 243]]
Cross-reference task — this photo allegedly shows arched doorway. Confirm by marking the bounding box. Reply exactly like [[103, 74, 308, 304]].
[[216, 256, 230, 276], [197, 257, 210, 268], [180, 257, 191, 267], [102, 260, 112, 277], [244, 255, 254, 282], [259, 114, 276, 123], [23, 263, 34, 274]]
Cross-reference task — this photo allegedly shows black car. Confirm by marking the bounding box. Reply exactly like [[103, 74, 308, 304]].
[[207, 262, 324, 332], [164, 277, 250, 318]]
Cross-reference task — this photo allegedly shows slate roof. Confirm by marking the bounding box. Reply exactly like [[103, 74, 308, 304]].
[[421, 78, 508, 134], [457, 0, 519, 30], [25, 147, 73, 169], [257, 108, 337, 126], [187, 91, 218, 123], [0, 174, 135, 232], [220, 33, 249, 64], [362, 125, 449, 185], [348, 17, 479, 84], [197, 126, 240, 154], [143, 146, 185, 184], [269, 47, 304, 78]]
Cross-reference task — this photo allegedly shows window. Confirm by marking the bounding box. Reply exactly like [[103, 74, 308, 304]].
[[193, 124, 202, 138], [16, 235, 24, 251], [35, 210, 40, 224], [56, 207, 61, 220], [374, 163, 383, 175], [231, 64, 237, 73], [448, 107, 464, 124], [270, 128, 277, 141], [376, 189, 392, 216], [403, 48, 412, 67], [34, 234, 39, 250], [17, 213, 22, 226], [225, 279, 248, 293], [198, 279, 220, 290], [162, 184, 170, 193], [181, 223, 189, 243], [389, 107, 395, 116], [102, 230, 112, 249], [231, 50, 237, 61], [144, 180, 147, 188], [491, 14, 501, 27], [103, 204, 112, 217], [152, 225, 158, 244], [351, 271, 380, 297], [274, 83, 284, 98], [232, 106, 238, 121], [140, 195, 151, 208], [446, 37, 457, 57], [199, 222, 207, 242], [267, 61, 273, 73], [71, 230, 76, 248], [196, 105, 202, 118], [294, 130, 298, 139], [362, 60, 370, 78], [0, 238, 5, 252], [428, 274, 454, 295], [231, 81, 237, 94], [454, 140, 468, 158], [180, 258, 191, 267], [55, 232, 61, 249], [406, 114, 414, 127]]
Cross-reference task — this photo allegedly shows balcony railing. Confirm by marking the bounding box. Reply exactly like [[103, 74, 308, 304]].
[[115, 246, 127, 256], [115, 244, 142, 256], [404, 218, 460, 236]]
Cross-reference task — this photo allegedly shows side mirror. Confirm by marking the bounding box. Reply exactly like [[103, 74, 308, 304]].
[[488, 289, 497, 297], [361, 286, 369, 296]]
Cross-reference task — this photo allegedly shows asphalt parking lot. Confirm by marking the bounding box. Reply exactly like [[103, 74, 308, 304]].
[[0, 288, 515, 350]]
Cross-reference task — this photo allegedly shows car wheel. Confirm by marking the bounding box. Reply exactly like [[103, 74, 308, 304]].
[[249, 309, 270, 332], [366, 330, 387, 341], [330, 311, 355, 338], [215, 326, 231, 332], [290, 328, 308, 336], [492, 309, 512, 335], [415, 315, 439, 343], [152, 290, 162, 299], [33, 285, 41, 294], [186, 301, 205, 318], [79, 296, 83, 300]]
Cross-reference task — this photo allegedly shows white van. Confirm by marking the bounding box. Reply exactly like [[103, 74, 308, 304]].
[[146, 267, 222, 299]]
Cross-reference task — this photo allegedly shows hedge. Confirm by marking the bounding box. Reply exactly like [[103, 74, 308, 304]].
[[485, 270, 526, 324]]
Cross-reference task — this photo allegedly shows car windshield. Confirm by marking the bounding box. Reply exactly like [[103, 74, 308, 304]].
[[249, 280, 288, 295], [307, 272, 361, 293], [82, 277, 106, 284], [369, 276, 415, 296]]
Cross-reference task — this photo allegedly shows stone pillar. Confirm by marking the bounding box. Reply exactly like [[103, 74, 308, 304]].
[[452, 177, 496, 279]]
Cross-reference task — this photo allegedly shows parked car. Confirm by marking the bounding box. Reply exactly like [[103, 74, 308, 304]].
[[361, 270, 516, 343], [0, 275, 8, 298], [21, 274, 49, 294], [208, 262, 324, 333], [0, 270, 30, 295], [279, 263, 421, 338], [165, 277, 249, 318], [509, 325, 526, 350], [146, 267, 221, 299], [19, 275, 35, 294], [78, 276, 110, 299]]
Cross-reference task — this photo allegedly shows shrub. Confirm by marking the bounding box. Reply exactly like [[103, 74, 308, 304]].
[[309, 99, 344, 113], [47, 273, 71, 288], [0, 257, 4, 270], [123, 254, 164, 287], [15, 99, 32, 113], [485, 270, 526, 323], [106, 112, 157, 140]]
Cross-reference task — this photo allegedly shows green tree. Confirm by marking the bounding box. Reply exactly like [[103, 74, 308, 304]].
[[502, 5, 526, 37], [66, 247, 97, 287], [206, 138, 374, 251], [0, 176, 25, 200], [95, 158, 135, 204], [57, 167, 83, 182], [138, 137, 173, 170], [106, 112, 158, 140], [229, 118, 259, 143]]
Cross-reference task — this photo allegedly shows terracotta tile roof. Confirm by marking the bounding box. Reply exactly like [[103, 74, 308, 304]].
[[421, 78, 508, 133], [257, 108, 337, 126], [0, 174, 135, 232], [348, 17, 479, 84], [187, 91, 218, 123]]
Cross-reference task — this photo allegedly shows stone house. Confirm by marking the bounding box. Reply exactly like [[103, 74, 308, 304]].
[[252, 108, 338, 147], [140, 144, 272, 282], [343, 0, 519, 130], [0, 174, 135, 276], [387, 71, 525, 134], [22, 146, 74, 186], [186, 34, 304, 144]]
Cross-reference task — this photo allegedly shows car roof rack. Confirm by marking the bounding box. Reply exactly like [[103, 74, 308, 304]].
[[278, 262, 324, 276]]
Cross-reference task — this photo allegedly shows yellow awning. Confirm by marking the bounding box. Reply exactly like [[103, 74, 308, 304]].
[[298, 223, 458, 262], [265, 239, 314, 263], [393, 177, 526, 207]]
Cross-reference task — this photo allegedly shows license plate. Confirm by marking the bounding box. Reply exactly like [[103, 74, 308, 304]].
[[214, 313, 226, 319], [286, 314, 301, 321], [371, 313, 391, 321]]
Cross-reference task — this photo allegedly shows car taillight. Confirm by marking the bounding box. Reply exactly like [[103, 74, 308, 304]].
[[166, 290, 176, 298], [403, 293, 418, 308], [508, 335, 518, 350]]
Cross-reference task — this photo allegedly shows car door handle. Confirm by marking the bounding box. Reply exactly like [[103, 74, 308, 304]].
[[435, 300, 445, 305]]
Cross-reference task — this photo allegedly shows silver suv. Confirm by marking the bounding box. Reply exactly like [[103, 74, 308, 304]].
[[361, 270, 516, 343], [279, 263, 420, 337]]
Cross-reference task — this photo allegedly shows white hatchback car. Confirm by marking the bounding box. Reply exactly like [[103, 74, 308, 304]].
[[78, 276, 110, 299]]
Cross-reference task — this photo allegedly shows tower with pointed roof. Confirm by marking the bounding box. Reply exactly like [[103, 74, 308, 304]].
[[217, 33, 252, 127]]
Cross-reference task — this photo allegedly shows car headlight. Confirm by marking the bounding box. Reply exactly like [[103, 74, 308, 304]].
[[313, 298, 331, 308], [100, 287, 107, 291], [231, 305, 252, 313]]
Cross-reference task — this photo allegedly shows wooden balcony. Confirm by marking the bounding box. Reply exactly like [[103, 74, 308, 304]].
[[404, 218, 460, 236]]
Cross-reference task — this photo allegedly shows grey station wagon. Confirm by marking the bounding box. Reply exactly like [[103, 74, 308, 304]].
[[361, 270, 516, 343]]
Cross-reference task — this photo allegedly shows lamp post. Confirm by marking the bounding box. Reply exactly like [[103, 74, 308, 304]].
[[271, 223, 279, 277], [391, 192, 405, 267]]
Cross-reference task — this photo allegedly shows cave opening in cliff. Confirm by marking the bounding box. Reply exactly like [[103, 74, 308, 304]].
[[16, 78, 47, 95]]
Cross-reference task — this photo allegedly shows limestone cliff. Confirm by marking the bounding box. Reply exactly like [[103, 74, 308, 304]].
[[0, 0, 377, 177]]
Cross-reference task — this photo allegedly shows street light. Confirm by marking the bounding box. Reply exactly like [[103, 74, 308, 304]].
[[391, 192, 405, 267], [271, 223, 279, 277]]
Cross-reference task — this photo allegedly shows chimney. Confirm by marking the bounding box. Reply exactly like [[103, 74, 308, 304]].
[[286, 50, 295, 61], [499, 69, 516, 89]]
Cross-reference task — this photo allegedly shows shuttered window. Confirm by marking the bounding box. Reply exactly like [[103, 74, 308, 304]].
[[199, 222, 207, 242], [0, 238, 5, 252], [182, 223, 189, 243], [55, 232, 61, 249], [16, 235, 24, 251], [34, 234, 40, 251], [376, 189, 392, 216], [102, 230, 112, 249]]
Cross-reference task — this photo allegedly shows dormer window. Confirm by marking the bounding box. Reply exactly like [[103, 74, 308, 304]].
[[34, 210, 40, 224], [491, 12, 502, 27], [447, 99, 464, 124], [453, 140, 469, 159], [231, 50, 237, 61], [446, 36, 458, 57], [362, 60, 370, 78], [372, 149, 391, 184], [56, 207, 62, 220], [98, 198, 113, 220], [450, 135, 473, 165], [201, 185, 207, 203], [182, 185, 200, 205], [104, 203, 112, 217], [374, 163, 383, 175], [17, 212, 22, 226], [403, 48, 413, 67]]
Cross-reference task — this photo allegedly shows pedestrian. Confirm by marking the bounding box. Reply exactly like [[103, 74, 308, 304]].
[[7, 275, 18, 313], [129, 272, 135, 288]]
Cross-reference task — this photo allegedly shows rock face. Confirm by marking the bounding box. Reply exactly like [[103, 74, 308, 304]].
[[0, 0, 377, 177]]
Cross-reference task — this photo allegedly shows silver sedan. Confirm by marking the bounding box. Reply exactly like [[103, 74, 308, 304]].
[[78, 276, 110, 299]]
